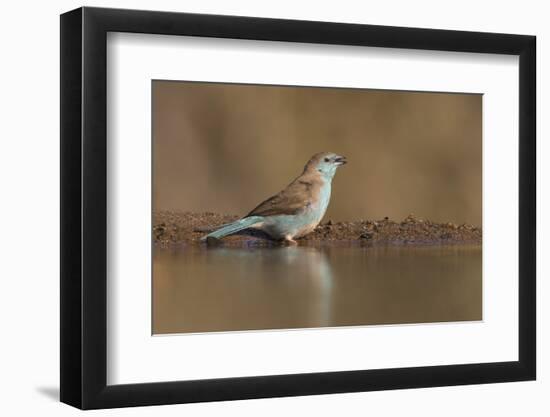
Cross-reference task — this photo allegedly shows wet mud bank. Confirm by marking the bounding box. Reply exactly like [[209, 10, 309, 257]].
[[153, 211, 482, 247]]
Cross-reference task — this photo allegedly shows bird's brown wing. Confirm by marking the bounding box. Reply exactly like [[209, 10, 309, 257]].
[[245, 178, 316, 218]]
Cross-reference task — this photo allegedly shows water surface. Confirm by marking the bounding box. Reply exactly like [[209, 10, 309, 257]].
[[153, 244, 481, 334]]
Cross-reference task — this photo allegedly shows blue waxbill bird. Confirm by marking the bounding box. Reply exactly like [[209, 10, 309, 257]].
[[202, 152, 347, 244]]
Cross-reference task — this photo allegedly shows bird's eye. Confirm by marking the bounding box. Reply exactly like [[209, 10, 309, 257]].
[[324, 157, 330, 162]]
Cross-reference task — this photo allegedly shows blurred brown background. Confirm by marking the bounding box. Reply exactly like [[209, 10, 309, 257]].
[[153, 81, 482, 226]]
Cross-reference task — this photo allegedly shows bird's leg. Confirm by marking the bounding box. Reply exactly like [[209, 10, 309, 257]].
[[282, 236, 298, 246]]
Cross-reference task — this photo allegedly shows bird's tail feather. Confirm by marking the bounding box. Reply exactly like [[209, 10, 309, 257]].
[[201, 216, 263, 241]]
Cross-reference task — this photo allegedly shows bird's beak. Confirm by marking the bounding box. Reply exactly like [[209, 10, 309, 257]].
[[334, 155, 347, 166]]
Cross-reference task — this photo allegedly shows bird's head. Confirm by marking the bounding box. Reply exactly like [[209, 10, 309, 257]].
[[304, 152, 347, 179]]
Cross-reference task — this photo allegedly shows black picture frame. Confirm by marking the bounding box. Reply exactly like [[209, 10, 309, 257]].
[[60, 6, 536, 410]]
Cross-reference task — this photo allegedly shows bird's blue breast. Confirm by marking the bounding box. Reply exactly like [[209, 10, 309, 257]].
[[260, 181, 332, 239]]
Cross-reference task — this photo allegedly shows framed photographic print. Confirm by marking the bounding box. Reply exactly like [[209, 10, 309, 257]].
[[60, 6, 536, 409]]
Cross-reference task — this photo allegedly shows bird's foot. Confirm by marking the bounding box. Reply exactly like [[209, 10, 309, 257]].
[[282, 236, 298, 246]]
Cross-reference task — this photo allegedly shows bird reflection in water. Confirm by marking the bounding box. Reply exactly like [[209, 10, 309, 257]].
[[205, 246, 334, 328]]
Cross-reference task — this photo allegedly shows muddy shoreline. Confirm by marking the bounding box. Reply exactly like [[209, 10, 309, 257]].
[[153, 211, 482, 247]]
